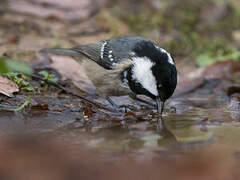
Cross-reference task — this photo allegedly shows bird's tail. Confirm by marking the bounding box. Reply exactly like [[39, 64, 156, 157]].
[[40, 48, 82, 57]]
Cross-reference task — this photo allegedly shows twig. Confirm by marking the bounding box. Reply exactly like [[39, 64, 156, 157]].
[[30, 74, 118, 113]]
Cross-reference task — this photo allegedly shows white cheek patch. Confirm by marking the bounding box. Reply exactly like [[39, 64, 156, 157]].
[[155, 45, 175, 65], [132, 57, 158, 96]]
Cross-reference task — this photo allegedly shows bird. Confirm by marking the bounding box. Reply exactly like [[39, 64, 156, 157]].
[[41, 36, 177, 115]]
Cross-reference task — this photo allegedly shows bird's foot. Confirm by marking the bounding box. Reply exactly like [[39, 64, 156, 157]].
[[106, 96, 131, 113]]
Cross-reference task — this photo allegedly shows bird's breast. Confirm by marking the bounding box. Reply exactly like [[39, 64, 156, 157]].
[[81, 59, 132, 96]]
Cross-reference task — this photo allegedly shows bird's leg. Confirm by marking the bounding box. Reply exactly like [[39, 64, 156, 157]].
[[156, 97, 165, 116], [96, 92, 120, 110], [106, 96, 130, 112], [95, 91, 127, 112], [129, 94, 156, 107], [106, 96, 119, 110]]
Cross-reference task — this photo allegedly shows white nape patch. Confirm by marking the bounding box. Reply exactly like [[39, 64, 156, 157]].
[[155, 45, 175, 65], [132, 57, 158, 96], [100, 41, 107, 59], [154, 45, 162, 51], [166, 53, 174, 65]]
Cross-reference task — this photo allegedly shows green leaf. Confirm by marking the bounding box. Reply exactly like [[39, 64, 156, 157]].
[[21, 80, 30, 87], [23, 87, 35, 92], [0, 57, 32, 74], [38, 71, 58, 84], [5, 60, 32, 75], [38, 71, 49, 77], [49, 77, 58, 83], [11, 96, 31, 112]]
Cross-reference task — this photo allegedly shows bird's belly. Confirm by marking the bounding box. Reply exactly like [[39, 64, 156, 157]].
[[81, 60, 131, 96]]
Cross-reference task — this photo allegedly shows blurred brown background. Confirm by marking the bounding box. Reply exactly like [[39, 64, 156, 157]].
[[1, 0, 240, 65], [0, 0, 240, 180]]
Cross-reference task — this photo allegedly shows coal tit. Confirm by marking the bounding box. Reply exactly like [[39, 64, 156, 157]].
[[41, 36, 177, 115]]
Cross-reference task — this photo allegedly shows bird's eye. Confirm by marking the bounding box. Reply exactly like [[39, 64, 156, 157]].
[[158, 84, 162, 89]]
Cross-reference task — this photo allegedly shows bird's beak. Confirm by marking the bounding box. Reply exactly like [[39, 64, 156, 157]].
[[156, 97, 165, 115]]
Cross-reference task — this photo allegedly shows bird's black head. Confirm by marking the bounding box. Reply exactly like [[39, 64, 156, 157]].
[[152, 59, 177, 101], [127, 40, 177, 102]]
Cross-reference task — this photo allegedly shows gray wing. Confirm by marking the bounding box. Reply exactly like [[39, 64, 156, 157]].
[[71, 36, 150, 70], [72, 41, 114, 69]]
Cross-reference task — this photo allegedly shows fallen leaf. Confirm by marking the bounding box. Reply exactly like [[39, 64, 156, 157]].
[[203, 60, 240, 80], [0, 76, 19, 97], [82, 106, 94, 118], [31, 103, 49, 110], [8, 0, 108, 22], [173, 77, 205, 97], [49, 55, 97, 95]]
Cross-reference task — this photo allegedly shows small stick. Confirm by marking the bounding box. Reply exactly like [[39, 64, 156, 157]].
[[30, 74, 119, 113]]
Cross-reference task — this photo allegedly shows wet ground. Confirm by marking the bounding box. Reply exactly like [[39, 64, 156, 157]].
[[0, 88, 239, 156]]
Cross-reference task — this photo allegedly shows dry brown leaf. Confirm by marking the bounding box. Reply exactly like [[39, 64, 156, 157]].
[[173, 77, 205, 97], [8, 0, 108, 21], [203, 60, 240, 80], [31, 103, 49, 110], [0, 76, 19, 97], [49, 55, 97, 95]]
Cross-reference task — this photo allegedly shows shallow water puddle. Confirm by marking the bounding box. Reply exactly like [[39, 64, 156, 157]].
[[53, 97, 240, 154], [0, 94, 239, 155]]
